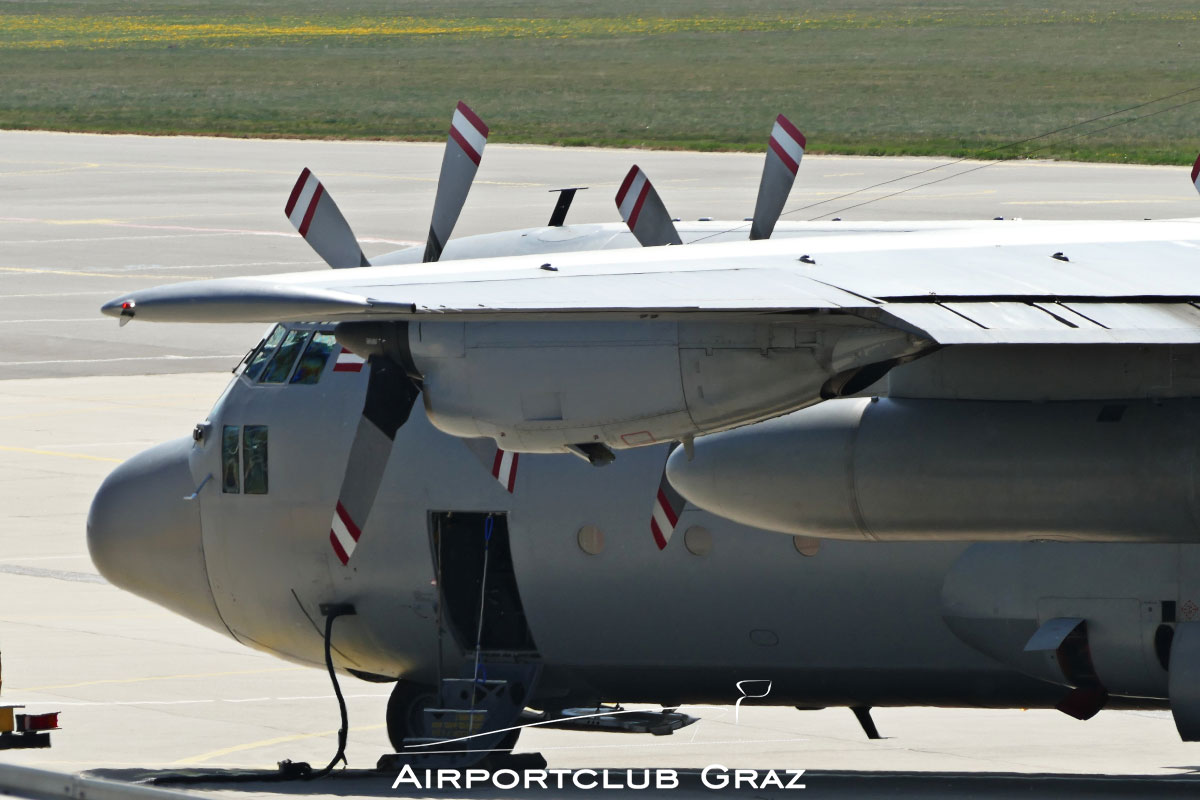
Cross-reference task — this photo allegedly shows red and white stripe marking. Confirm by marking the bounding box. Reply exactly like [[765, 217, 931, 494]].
[[1192, 152, 1200, 195], [650, 487, 682, 550], [285, 168, 324, 237], [491, 448, 519, 493], [333, 347, 365, 373], [449, 101, 489, 166], [329, 501, 362, 565], [768, 114, 806, 176], [616, 166, 653, 230]]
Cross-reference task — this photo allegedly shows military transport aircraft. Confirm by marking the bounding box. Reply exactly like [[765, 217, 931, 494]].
[[88, 103, 1200, 763]]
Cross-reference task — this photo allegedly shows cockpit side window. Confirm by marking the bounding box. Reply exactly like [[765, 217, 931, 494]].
[[260, 330, 311, 384], [221, 425, 241, 493], [243, 325, 285, 382], [242, 425, 269, 494], [291, 332, 338, 384]]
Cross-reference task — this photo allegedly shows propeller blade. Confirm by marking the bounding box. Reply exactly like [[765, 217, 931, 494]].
[[464, 439, 520, 493], [424, 101, 489, 263], [326, 355, 419, 565], [749, 115, 806, 241], [285, 169, 369, 268], [650, 448, 686, 550], [615, 165, 682, 247], [1192, 152, 1200, 196]]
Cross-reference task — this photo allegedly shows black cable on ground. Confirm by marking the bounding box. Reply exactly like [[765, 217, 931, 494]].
[[149, 602, 357, 786], [309, 602, 357, 778]]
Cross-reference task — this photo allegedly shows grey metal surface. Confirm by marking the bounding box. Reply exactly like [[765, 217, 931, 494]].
[[87, 436, 224, 634], [941, 542, 1188, 700], [668, 396, 1200, 542], [5, 130, 1199, 379], [1025, 618, 1086, 652]]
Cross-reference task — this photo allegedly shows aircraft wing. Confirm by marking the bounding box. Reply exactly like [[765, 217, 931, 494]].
[[104, 219, 1200, 344]]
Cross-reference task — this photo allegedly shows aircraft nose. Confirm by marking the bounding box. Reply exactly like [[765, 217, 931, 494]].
[[88, 437, 225, 633]]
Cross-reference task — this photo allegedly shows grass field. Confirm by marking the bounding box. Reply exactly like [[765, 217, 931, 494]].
[[2, 1, 1199, 163]]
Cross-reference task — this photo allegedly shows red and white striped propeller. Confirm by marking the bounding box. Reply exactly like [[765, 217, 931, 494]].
[[464, 438, 520, 494], [615, 165, 682, 247], [285, 168, 369, 269], [750, 114, 806, 241], [651, 445, 687, 550], [424, 101, 489, 263], [285, 101, 489, 269], [326, 353, 420, 565]]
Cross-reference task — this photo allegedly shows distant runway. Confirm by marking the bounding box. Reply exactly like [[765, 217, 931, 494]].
[[3, 133, 1200, 798], [1, 130, 1198, 379]]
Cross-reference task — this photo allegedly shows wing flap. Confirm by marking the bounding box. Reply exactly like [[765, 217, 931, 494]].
[[882, 301, 1200, 344]]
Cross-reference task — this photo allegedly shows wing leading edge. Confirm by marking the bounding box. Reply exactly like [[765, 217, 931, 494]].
[[103, 219, 1200, 344]]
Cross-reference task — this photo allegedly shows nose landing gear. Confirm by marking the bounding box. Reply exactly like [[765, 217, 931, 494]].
[[379, 665, 543, 771]]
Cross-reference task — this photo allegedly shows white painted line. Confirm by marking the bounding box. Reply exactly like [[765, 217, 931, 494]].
[[47, 693, 390, 707], [0, 291, 114, 298], [0, 233, 238, 245], [0, 554, 89, 563], [1003, 199, 1179, 206], [0, 318, 109, 324], [0, 354, 242, 366], [0, 565, 106, 584], [34, 441, 152, 449], [116, 260, 320, 272]]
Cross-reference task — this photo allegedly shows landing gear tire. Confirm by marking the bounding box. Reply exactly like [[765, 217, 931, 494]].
[[386, 680, 437, 752], [480, 726, 523, 768]]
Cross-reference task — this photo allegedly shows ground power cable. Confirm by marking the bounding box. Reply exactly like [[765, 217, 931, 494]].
[[809, 94, 1200, 221], [149, 603, 358, 786]]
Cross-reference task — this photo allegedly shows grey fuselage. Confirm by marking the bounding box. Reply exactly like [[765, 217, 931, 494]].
[[88, 330, 1182, 712]]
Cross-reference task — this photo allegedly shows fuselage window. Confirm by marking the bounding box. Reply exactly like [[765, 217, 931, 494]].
[[221, 425, 241, 494], [291, 331, 338, 384], [242, 425, 269, 494], [260, 330, 311, 384], [243, 325, 285, 381]]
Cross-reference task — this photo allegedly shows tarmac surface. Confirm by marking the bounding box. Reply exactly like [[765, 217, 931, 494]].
[[2, 131, 1200, 797]]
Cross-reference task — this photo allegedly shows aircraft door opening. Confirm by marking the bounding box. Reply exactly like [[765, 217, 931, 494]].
[[431, 512, 538, 655]]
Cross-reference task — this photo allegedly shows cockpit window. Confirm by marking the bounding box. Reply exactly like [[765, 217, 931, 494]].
[[291, 332, 338, 384], [243, 325, 285, 381], [242, 425, 269, 494], [260, 330, 311, 384], [221, 425, 240, 494]]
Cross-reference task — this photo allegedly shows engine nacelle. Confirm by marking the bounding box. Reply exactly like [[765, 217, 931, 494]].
[[669, 396, 1200, 542], [337, 320, 927, 454]]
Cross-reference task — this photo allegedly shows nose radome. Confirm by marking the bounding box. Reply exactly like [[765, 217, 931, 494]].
[[88, 436, 226, 634]]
